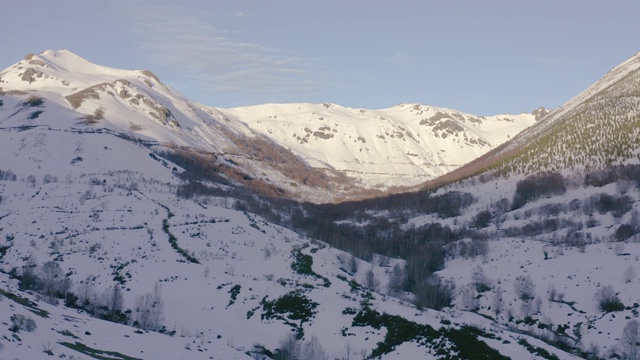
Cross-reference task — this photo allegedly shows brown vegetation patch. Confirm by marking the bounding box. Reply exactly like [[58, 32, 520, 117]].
[[81, 108, 105, 125], [28, 60, 46, 67], [140, 70, 160, 83], [128, 122, 143, 131], [432, 119, 465, 139], [21, 68, 44, 83], [141, 98, 173, 124], [313, 131, 334, 140], [532, 107, 550, 121], [66, 83, 110, 108], [114, 79, 131, 86], [419, 111, 452, 125], [0, 88, 28, 96]]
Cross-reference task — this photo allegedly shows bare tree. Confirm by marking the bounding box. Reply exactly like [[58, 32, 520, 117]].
[[40, 260, 63, 303], [547, 284, 557, 302], [103, 285, 124, 318], [348, 255, 358, 275], [364, 268, 379, 292], [471, 265, 491, 292], [76, 276, 95, 308], [134, 282, 165, 330], [624, 265, 637, 284], [594, 285, 624, 312], [513, 275, 536, 300], [520, 298, 534, 318], [621, 320, 640, 360], [492, 286, 505, 317], [300, 336, 328, 360], [585, 342, 600, 360], [459, 284, 478, 311], [388, 263, 406, 295], [275, 333, 300, 360]]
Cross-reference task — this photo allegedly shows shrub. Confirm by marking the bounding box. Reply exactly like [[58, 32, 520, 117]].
[[514, 275, 536, 301], [512, 172, 566, 209], [620, 320, 640, 360], [10, 314, 37, 332], [261, 291, 318, 338], [28, 110, 43, 119], [473, 210, 492, 229], [591, 193, 632, 217], [471, 266, 491, 293], [594, 285, 624, 312], [616, 224, 636, 242], [413, 275, 454, 310]]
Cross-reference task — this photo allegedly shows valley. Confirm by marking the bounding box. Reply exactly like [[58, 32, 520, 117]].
[[0, 50, 639, 359]]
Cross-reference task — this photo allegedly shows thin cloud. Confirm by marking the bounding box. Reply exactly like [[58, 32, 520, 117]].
[[385, 53, 418, 67], [130, 6, 314, 97], [231, 11, 254, 18]]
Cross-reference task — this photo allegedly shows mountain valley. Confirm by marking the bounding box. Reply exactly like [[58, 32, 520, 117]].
[[0, 50, 639, 359]]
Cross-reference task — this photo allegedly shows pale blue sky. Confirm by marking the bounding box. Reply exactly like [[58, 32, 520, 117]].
[[3, 0, 638, 115]]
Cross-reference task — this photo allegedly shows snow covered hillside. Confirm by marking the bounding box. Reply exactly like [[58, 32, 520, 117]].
[[0, 50, 541, 201], [429, 51, 640, 188], [223, 102, 541, 187], [2, 48, 640, 360], [0, 123, 577, 359]]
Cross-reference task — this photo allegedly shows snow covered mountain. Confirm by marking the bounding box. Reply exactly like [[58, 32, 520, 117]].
[[0, 106, 574, 359], [429, 51, 640, 188], [222, 102, 541, 188], [2, 49, 640, 360], [0, 50, 542, 202]]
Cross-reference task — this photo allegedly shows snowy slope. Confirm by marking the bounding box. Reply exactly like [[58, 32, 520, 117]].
[[4, 48, 640, 359], [0, 50, 540, 200], [426, 169, 640, 359], [224, 103, 539, 187], [0, 110, 577, 359], [503, 52, 640, 176]]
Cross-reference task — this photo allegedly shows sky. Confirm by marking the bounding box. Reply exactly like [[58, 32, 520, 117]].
[[2, 0, 638, 115]]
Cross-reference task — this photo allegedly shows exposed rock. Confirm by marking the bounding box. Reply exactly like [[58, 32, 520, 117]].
[[21, 68, 44, 83], [531, 107, 551, 121], [140, 70, 160, 83], [313, 131, 334, 140]]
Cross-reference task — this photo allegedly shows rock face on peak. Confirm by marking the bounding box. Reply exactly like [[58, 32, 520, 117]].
[[0, 49, 537, 202], [222, 102, 538, 190], [531, 107, 550, 121]]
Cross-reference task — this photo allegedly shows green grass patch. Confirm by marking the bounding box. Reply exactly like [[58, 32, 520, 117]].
[[57, 329, 80, 339], [0, 288, 49, 318], [0, 245, 9, 259], [228, 284, 241, 307], [352, 308, 510, 359], [517, 338, 560, 360], [291, 249, 331, 287], [60, 342, 142, 360], [261, 291, 318, 338], [28, 110, 43, 119], [161, 219, 199, 264]]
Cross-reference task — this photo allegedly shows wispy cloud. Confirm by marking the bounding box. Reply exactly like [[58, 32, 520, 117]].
[[129, 6, 314, 98], [385, 53, 417, 67], [231, 11, 254, 18]]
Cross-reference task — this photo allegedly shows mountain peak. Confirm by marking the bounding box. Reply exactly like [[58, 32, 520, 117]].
[[0, 49, 167, 96], [530, 107, 550, 121]]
